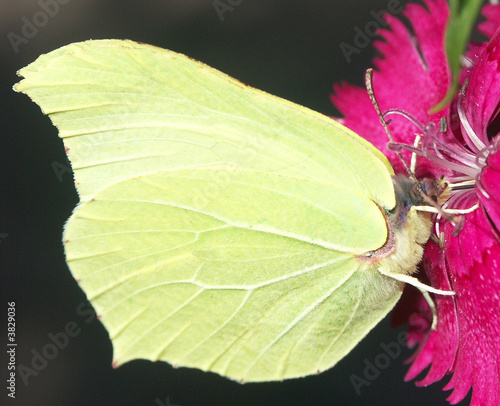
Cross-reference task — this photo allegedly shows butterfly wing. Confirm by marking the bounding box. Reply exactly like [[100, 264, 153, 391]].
[[15, 40, 402, 381]]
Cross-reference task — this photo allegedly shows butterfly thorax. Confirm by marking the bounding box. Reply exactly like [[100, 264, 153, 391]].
[[360, 175, 448, 276]]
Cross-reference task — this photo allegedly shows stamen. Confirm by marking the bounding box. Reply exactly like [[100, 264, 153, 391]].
[[410, 134, 421, 173], [383, 109, 480, 176], [441, 191, 477, 224], [425, 154, 478, 177], [428, 136, 478, 166], [435, 217, 441, 237], [450, 176, 475, 183], [433, 211, 463, 236], [476, 175, 491, 200], [457, 81, 488, 152], [475, 144, 492, 167]]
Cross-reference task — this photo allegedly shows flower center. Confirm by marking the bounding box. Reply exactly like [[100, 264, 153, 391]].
[[380, 98, 495, 236]]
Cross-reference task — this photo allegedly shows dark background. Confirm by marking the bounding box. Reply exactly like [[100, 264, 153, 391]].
[[1, 1, 473, 405]]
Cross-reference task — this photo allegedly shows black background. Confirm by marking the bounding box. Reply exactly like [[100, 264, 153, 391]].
[[1, 1, 473, 405]]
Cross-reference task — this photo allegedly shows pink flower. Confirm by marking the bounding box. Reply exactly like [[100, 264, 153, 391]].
[[331, 1, 500, 405]]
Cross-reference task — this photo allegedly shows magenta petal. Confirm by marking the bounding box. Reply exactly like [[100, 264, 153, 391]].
[[461, 4, 500, 88], [373, 0, 450, 106], [332, 2, 500, 404], [478, 4, 500, 38], [331, 80, 406, 170], [331, 0, 450, 175], [478, 139, 500, 232], [444, 227, 500, 406], [464, 28, 500, 147], [405, 209, 500, 405], [447, 196, 495, 273]]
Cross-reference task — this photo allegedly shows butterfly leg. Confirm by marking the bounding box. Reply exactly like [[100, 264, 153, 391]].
[[377, 268, 454, 330]]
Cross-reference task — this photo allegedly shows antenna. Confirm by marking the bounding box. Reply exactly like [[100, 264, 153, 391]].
[[364, 69, 416, 181], [364, 70, 466, 233]]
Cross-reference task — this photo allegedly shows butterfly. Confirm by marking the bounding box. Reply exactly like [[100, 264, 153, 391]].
[[14, 39, 451, 382]]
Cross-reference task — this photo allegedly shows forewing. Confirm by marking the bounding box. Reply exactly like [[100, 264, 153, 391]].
[[14, 40, 395, 209]]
